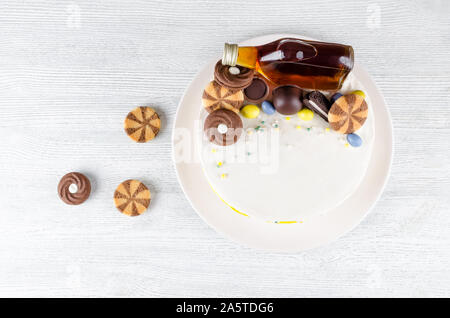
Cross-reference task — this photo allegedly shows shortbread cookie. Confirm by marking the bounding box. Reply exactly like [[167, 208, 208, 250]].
[[202, 81, 244, 113], [113, 179, 151, 216], [328, 94, 368, 134], [58, 172, 91, 205], [124, 107, 161, 142]]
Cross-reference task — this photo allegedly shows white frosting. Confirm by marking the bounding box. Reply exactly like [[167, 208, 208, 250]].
[[217, 123, 228, 134], [199, 73, 374, 222], [228, 66, 240, 75], [68, 183, 78, 194]]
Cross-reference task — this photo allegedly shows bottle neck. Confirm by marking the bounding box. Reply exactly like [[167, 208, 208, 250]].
[[223, 43, 257, 69]]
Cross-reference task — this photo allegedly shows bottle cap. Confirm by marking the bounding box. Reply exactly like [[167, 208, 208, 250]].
[[222, 43, 238, 66]]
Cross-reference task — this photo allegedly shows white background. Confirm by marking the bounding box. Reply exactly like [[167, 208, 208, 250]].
[[0, 0, 449, 297]]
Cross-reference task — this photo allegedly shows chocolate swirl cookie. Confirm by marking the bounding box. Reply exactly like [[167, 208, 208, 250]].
[[202, 81, 244, 113], [114, 179, 151, 216], [328, 94, 368, 134], [58, 172, 91, 205], [214, 60, 254, 90], [204, 109, 243, 146]]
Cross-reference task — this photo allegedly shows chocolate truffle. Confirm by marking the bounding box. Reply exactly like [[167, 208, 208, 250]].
[[204, 109, 243, 146], [243, 77, 269, 104], [214, 60, 253, 90], [272, 86, 303, 115]]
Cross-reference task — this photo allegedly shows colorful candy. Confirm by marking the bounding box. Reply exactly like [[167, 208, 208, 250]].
[[346, 133, 363, 147], [297, 108, 314, 121], [351, 90, 365, 98], [330, 93, 343, 104], [261, 100, 276, 115], [240, 104, 260, 118]]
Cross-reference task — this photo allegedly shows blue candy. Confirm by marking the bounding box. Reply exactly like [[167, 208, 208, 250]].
[[330, 93, 343, 104], [261, 100, 276, 115], [347, 133, 363, 147]]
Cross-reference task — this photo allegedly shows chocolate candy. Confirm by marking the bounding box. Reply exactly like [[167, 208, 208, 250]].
[[124, 106, 161, 142], [214, 60, 253, 90], [297, 108, 314, 121], [347, 133, 363, 147], [240, 104, 260, 119], [303, 91, 331, 121], [243, 77, 269, 104], [202, 81, 244, 113], [330, 93, 343, 104], [272, 86, 303, 115], [58, 172, 91, 205], [204, 109, 243, 146], [114, 179, 151, 216], [328, 94, 368, 134], [261, 100, 275, 115]]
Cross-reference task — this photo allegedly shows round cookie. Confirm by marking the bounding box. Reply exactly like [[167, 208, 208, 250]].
[[214, 60, 254, 90], [124, 106, 161, 142], [113, 179, 151, 216], [328, 94, 368, 134], [58, 172, 91, 205], [202, 81, 244, 113], [204, 109, 243, 146]]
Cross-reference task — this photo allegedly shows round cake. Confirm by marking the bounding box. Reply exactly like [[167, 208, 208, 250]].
[[198, 58, 374, 223]]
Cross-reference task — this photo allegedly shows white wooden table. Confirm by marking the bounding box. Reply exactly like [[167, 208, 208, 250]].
[[0, 0, 449, 297]]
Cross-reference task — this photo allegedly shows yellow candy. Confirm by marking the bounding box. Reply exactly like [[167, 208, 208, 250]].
[[296, 125, 302, 130], [240, 104, 260, 119], [285, 117, 291, 121], [351, 90, 365, 98], [297, 108, 314, 121], [325, 127, 330, 132]]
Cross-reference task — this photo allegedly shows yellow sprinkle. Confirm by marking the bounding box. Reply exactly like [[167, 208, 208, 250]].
[[296, 125, 302, 130], [217, 161, 223, 167], [211, 148, 217, 153], [220, 173, 228, 179], [247, 130, 253, 135], [285, 117, 291, 121], [345, 143, 350, 147], [325, 127, 330, 132]]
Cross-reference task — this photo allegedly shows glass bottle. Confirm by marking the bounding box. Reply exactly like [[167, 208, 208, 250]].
[[222, 38, 354, 91]]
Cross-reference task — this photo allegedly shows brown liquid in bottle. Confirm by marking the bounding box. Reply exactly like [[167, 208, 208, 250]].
[[234, 38, 354, 91]]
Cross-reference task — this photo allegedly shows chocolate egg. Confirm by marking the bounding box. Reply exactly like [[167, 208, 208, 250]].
[[272, 86, 303, 115]]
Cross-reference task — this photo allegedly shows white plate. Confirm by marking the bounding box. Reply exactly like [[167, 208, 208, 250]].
[[172, 34, 393, 252]]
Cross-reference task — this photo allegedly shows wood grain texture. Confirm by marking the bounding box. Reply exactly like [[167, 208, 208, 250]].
[[0, 0, 449, 297]]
